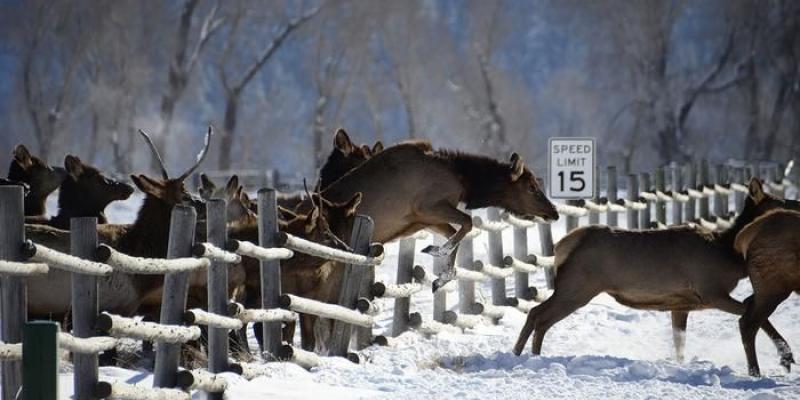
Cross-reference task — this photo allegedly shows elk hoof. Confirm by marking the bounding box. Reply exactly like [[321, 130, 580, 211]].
[[748, 366, 762, 377], [421, 245, 453, 257], [781, 353, 795, 372]]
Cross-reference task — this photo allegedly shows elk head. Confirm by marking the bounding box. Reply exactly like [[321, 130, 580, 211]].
[[132, 128, 211, 215], [199, 173, 256, 224], [736, 178, 788, 225], [59, 155, 134, 217], [499, 153, 559, 222], [318, 128, 380, 189], [7, 144, 67, 214]]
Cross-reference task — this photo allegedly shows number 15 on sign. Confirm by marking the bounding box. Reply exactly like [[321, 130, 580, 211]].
[[548, 137, 595, 199]]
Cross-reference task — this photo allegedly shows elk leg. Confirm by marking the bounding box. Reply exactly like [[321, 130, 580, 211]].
[[419, 203, 472, 257], [671, 311, 688, 363], [740, 291, 792, 376], [425, 223, 462, 291], [712, 294, 794, 371], [514, 301, 548, 355], [299, 314, 317, 352]]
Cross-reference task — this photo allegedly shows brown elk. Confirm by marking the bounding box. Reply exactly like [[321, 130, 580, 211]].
[[513, 179, 795, 373], [25, 128, 211, 321], [278, 128, 382, 211], [296, 144, 558, 289], [736, 207, 800, 376], [7, 144, 67, 219], [46, 155, 135, 229]]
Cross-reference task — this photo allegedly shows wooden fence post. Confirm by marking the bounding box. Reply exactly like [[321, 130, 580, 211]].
[[589, 166, 600, 225], [655, 167, 667, 225], [206, 199, 228, 398], [626, 174, 639, 229], [356, 242, 377, 350], [640, 172, 651, 228], [513, 219, 529, 300], [392, 238, 416, 336], [537, 222, 555, 290], [71, 217, 99, 400], [671, 164, 683, 225], [328, 215, 374, 357], [713, 164, 724, 219], [23, 321, 59, 400], [487, 208, 506, 306], [565, 200, 580, 233], [734, 167, 746, 212], [699, 160, 710, 220], [0, 186, 25, 400], [153, 205, 197, 388], [606, 166, 618, 227], [457, 211, 476, 313], [432, 235, 447, 322], [257, 189, 282, 359], [685, 163, 697, 221]]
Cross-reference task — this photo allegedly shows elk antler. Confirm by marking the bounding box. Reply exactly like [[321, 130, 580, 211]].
[[177, 126, 213, 182], [138, 129, 170, 180]]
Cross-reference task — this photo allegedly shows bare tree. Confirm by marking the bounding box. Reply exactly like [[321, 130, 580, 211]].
[[215, 4, 319, 170], [153, 0, 222, 171]]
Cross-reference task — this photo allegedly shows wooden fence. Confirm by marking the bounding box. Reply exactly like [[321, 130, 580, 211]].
[[0, 160, 796, 399]]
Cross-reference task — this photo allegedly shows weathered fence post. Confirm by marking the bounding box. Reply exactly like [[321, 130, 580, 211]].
[[23, 321, 59, 400], [589, 166, 600, 225], [685, 163, 697, 221], [257, 189, 282, 359], [537, 222, 555, 290], [699, 160, 710, 220], [392, 238, 416, 336], [640, 173, 651, 228], [487, 208, 506, 306], [328, 215, 374, 357], [513, 217, 529, 300], [356, 242, 377, 350], [153, 205, 197, 388], [432, 235, 447, 322], [671, 163, 683, 225], [457, 210, 476, 313], [626, 174, 639, 229], [606, 166, 618, 227], [655, 167, 667, 225], [565, 200, 580, 233], [734, 167, 746, 212], [206, 199, 228, 398], [713, 164, 725, 219], [71, 217, 99, 400], [0, 186, 25, 400]]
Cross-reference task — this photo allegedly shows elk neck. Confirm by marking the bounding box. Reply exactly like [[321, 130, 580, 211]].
[[117, 195, 173, 257], [435, 150, 511, 209]]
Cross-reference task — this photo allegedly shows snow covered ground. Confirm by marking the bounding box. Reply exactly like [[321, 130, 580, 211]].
[[31, 195, 800, 398]]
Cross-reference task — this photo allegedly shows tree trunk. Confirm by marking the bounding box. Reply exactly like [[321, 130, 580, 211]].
[[761, 82, 790, 161], [218, 92, 239, 170], [744, 60, 760, 160], [312, 95, 328, 171]]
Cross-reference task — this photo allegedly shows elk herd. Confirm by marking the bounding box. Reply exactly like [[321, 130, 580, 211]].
[[2, 129, 798, 377]]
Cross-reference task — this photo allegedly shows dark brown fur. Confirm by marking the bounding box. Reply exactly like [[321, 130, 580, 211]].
[[736, 207, 800, 376], [514, 179, 794, 373], [7, 144, 66, 218]]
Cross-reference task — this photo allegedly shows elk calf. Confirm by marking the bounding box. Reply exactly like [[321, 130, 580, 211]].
[[736, 209, 800, 376], [514, 179, 794, 372]]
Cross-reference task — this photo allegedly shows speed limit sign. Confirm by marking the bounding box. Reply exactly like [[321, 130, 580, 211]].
[[548, 137, 595, 199]]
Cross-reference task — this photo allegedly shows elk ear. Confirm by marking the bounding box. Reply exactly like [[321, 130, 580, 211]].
[[64, 155, 84, 180], [200, 174, 215, 190], [372, 141, 384, 154], [342, 192, 362, 217], [748, 178, 766, 203], [510, 153, 525, 182], [225, 175, 240, 198], [130, 174, 165, 198], [238, 188, 253, 209], [13, 145, 33, 169], [334, 128, 354, 155], [305, 207, 321, 234]]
